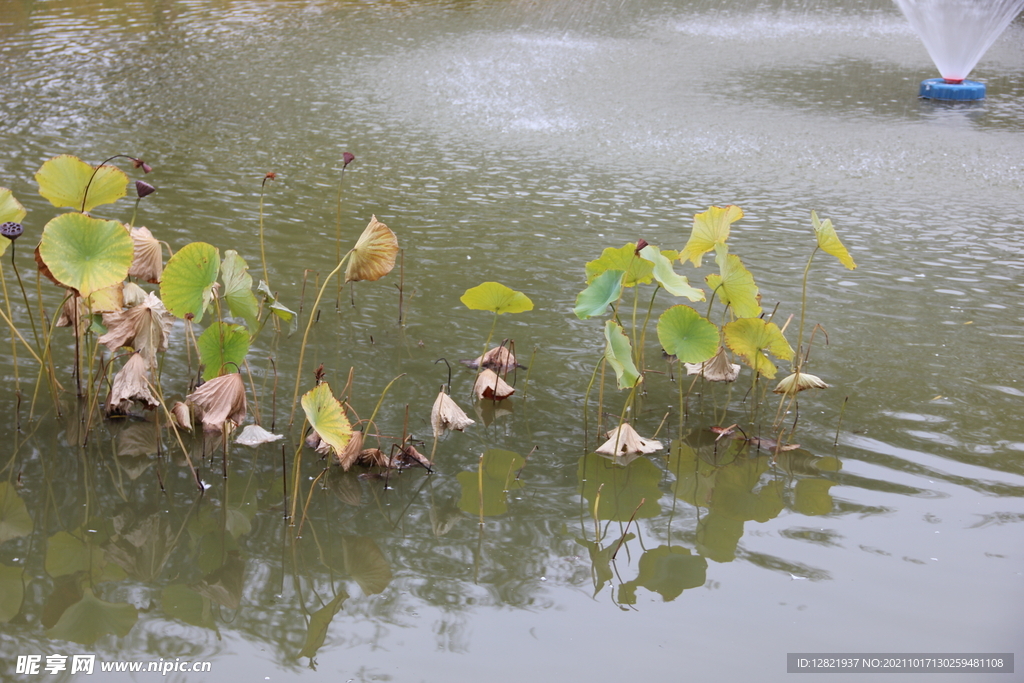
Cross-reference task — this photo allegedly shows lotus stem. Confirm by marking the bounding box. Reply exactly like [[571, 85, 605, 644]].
[[259, 174, 274, 291]]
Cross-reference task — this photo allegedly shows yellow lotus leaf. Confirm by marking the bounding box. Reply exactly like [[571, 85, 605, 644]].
[[35, 155, 128, 213], [812, 211, 856, 270], [345, 215, 398, 283], [300, 382, 352, 457], [679, 205, 743, 267]]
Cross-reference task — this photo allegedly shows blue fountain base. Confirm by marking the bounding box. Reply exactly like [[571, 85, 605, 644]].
[[919, 78, 985, 101]]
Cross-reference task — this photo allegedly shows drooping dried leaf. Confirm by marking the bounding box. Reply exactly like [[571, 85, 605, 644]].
[[171, 401, 193, 431], [684, 346, 741, 382], [121, 282, 149, 308], [336, 429, 365, 471], [596, 423, 663, 456], [99, 292, 174, 369], [473, 369, 515, 401], [357, 448, 389, 468], [392, 444, 433, 471], [460, 345, 522, 373], [186, 372, 247, 431], [234, 424, 285, 447], [305, 429, 333, 456], [773, 371, 829, 395], [431, 391, 475, 439], [128, 226, 163, 283], [345, 215, 398, 283], [106, 353, 158, 415], [56, 295, 87, 336]]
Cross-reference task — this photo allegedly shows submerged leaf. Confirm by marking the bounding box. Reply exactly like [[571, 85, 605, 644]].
[[723, 318, 793, 379], [36, 155, 128, 213], [574, 269, 624, 320], [596, 423, 663, 456], [345, 215, 399, 283], [656, 305, 719, 365], [604, 320, 641, 389], [38, 213, 134, 298], [679, 205, 743, 267], [300, 383, 352, 457], [639, 245, 705, 301], [460, 282, 533, 315], [431, 391, 475, 439], [187, 372, 247, 431], [128, 226, 163, 283], [812, 211, 856, 270], [585, 243, 653, 287], [161, 242, 220, 324], [473, 369, 515, 400]]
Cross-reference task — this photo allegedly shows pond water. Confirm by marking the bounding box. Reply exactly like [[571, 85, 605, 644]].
[[1, 0, 1023, 681]]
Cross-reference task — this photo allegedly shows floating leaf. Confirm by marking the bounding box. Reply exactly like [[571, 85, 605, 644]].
[[723, 318, 793, 379], [656, 305, 718, 365], [161, 242, 220, 323], [585, 243, 653, 287], [431, 391, 474, 439], [773, 371, 829, 395], [457, 449, 525, 517], [345, 215, 399, 283], [460, 282, 533, 314], [604, 320, 641, 389], [235, 424, 284, 447], [38, 213, 133, 298], [46, 587, 138, 645], [708, 245, 761, 318], [197, 322, 250, 381], [0, 482, 33, 544], [684, 346, 741, 382], [574, 269, 624, 320], [679, 205, 743, 267], [301, 383, 352, 457], [35, 155, 128, 213], [187, 372, 247, 431], [127, 226, 163, 283], [298, 590, 348, 660], [639, 245, 705, 301], [221, 250, 259, 328], [812, 211, 856, 270], [596, 423, 663, 456]]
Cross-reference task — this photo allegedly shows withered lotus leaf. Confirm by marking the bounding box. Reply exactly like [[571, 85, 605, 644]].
[[460, 345, 521, 373], [472, 369, 515, 401], [345, 215, 398, 283], [171, 401, 193, 431], [106, 353, 158, 415], [430, 391, 474, 439], [596, 423, 663, 456], [128, 226, 163, 283], [773, 371, 829, 395], [684, 346, 741, 382], [186, 372, 247, 431], [392, 444, 432, 470], [99, 292, 174, 369], [336, 429, 365, 471], [235, 424, 284, 447]]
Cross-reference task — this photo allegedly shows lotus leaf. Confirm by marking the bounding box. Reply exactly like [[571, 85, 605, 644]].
[[36, 155, 128, 213], [657, 305, 718, 365], [574, 269, 624, 320], [38, 213, 133, 298], [301, 383, 352, 457], [460, 282, 533, 314], [604, 320, 641, 389], [639, 244, 705, 301], [198, 322, 250, 381], [161, 242, 220, 323], [585, 243, 653, 287], [221, 250, 259, 329], [723, 318, 793, 379], [679, 205, 743, 267], [708, 245, 761, 318], [345, 215, 398, 283], [812, 211, 856, 270]]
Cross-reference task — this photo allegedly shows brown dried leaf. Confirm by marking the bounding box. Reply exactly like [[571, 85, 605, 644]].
[[344, 215, 398, 283], [684, 346, 740, 382], [596, 423, 663, 456], [55, 294, 87, 335], [121, 281, 149, 308], [186, 372, 247, 431], [171, 401, 193, 432], [235, 424, 284, 447], [99, 292, 173, 369], [460, 345, 522, 373], [356, 448, 389, 468], [391, 444, 433, 471], [336, 429, 365, 471], [106, 353, 158, 415], [431, 391, 474, 439], [473, 369, 515, 401], [128, 226, 163, 283]]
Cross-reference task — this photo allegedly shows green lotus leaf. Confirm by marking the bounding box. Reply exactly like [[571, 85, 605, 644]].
[[301, 383, 352, 456], [0, 483, 33, 545], [161, 242, 220, 323], [656, 305, 719, 364], [679, 205, 743, 267], [574, 269, 624, 319], [38, 213, 133, 298], [299, 590, 348, 659], [46, 587, 138, 645], [460, 282, 533, 314], [708, 244, 761, 318], [723, 318, 793, 379], [36, 155, 128, 213], [639, 245, 705, 301], [457, 449, 525, 517], [221, 250, 259, 329], [198, 322, 250, 381], [257, 280, 297, 332], [604, 320, 641, 389], [585, 243, 653, 287], [812, 211, 856, 270], [0, 564, 26, 623]]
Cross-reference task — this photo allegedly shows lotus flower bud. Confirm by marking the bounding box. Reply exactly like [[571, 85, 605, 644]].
[[342, 152, 355, 168]]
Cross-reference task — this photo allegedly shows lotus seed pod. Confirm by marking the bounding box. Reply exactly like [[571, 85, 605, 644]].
[[0, 221, 23, 240], [135, 180, 156, 198]]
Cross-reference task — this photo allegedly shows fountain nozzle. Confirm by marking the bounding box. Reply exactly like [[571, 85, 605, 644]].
[[919, 77, 985, 101]]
